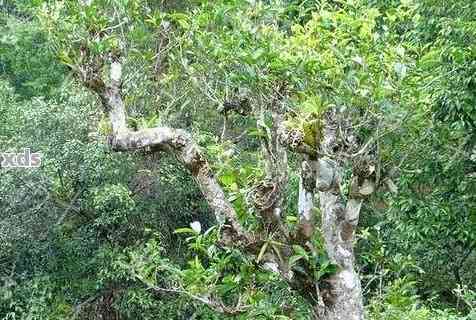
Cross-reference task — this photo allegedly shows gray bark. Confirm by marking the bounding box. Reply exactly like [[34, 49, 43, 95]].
[[297, 157, 317, 240], [316, 109, 365, 320]]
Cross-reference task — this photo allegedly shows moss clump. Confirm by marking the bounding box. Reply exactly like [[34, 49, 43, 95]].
[[283, 113, 322, 149]]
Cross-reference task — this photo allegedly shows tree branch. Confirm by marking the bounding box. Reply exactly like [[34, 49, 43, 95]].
[[87, 60, 251, 244], [151, 286, 250, 315]]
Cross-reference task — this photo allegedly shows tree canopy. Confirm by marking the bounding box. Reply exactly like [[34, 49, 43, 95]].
[[0, 0, 475, 319]]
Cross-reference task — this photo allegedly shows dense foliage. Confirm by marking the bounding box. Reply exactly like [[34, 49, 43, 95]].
[[1, 0, 474, 319]]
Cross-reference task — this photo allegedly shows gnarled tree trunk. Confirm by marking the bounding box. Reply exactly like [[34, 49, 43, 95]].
[[94, 61, 252, 245], [319, 186, 364, 320], [314, 109, 366, 320], [71, 8, 370, 312]]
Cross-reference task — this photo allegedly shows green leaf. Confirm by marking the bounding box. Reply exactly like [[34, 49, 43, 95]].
[[257, 241, 269, 263], [292, 245, 309, 261], [174, 227, 196, 234], [289, 255, 303, 267]]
